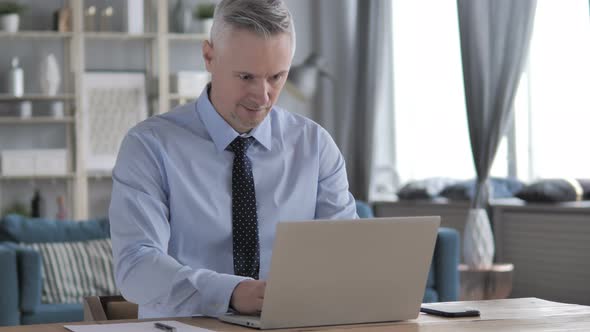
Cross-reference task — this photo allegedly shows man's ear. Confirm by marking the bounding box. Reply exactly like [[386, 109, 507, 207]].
[[203, 40, 214, 72]]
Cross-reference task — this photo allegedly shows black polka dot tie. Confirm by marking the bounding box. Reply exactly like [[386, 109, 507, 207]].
[[228, 136, 260, 279]]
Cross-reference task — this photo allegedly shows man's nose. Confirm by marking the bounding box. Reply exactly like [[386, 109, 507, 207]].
[[250, 80, 271, 106]]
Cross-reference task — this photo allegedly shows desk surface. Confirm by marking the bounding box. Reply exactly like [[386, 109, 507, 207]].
[[3, 298, 590, 331]]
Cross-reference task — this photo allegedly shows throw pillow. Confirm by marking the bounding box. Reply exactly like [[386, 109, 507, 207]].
[[22, 238, 118, 304], [516, 179, 590, 203], [440, 177, 524, 201], [397, 178, 458, 200]]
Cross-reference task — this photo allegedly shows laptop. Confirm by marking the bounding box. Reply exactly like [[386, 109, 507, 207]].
[[219, 216, 440, 329]]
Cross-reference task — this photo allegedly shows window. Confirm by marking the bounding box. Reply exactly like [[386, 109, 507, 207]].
[[388, 0, 590, 188], [391, 0, 509, 183], [514, 0, 590, 180]]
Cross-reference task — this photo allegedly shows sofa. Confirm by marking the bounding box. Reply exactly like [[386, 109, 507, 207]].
[[355, 200, 460, 303], [0, 201, 459, 326], [0, 214, 110, 326]]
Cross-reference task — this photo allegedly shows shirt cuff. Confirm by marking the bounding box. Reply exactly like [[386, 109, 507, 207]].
[[189, 269, 252, 317]]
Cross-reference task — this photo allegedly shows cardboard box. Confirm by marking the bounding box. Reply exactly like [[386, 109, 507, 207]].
[[171, 71, 210, 96], [0, 150, 35, 176], [0, 149, 67, 176]]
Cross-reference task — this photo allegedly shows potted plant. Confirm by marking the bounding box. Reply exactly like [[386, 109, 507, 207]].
[[0, 2, 26, 33], [193, 3, 215, 36]]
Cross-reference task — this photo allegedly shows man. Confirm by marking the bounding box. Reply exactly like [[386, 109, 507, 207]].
[[109, 0, 357, 319]]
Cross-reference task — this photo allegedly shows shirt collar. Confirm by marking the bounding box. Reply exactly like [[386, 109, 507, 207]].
[[196, 85, 272, 152]]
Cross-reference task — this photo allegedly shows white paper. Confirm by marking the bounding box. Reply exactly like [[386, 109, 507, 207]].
[[64, 320, 214, 332]]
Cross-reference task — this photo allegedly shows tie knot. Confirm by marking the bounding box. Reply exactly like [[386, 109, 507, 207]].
[[229, 136, 255, 155]]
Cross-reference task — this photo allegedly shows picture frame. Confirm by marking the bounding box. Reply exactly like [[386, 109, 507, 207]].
[[82, 72, 147, 172]]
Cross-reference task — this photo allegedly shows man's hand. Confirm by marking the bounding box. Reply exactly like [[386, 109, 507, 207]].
[[230, 280, 266, 315]]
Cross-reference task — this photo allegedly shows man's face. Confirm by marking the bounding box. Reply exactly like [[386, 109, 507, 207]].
[[203, 28, 293, 133]]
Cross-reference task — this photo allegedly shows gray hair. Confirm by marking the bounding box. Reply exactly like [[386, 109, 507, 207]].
[[210, 0, 296, 59]]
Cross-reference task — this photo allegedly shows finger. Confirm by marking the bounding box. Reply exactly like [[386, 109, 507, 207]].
[[255, 283, 266, 296], [255, 298, 264, 311], [256, 289, 266, 299]]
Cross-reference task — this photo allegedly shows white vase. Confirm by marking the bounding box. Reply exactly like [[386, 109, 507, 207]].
[[462, 208, 495, 268], [40, 54, 61, 96], [0, 14, 19, 32]]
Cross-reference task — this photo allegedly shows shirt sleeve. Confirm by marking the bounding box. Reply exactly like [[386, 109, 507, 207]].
[[314, 128, 359, 219], [109, 131, 250, 317]]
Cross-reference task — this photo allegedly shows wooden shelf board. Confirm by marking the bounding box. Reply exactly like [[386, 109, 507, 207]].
[[0, 31, 73, 39], [169, 94, 199, 100], [167, 33, 208, 41], [0, 173, 76, 180], [0, 94, 75, 101], [84, 32, 157, 40], [0, 116, 75, 124]]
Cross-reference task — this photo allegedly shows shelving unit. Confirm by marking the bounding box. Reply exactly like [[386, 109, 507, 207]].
[[0, 0, 211, 220]]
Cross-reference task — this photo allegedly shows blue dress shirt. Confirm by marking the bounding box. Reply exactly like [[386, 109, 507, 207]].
[[109, 87, 358, 319]]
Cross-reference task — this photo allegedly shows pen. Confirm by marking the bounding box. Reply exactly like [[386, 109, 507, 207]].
[[154, 322, 177, 332]]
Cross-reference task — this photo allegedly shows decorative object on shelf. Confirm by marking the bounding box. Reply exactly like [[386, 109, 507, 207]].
[[18, 100, 31, 118], [50, 101, 64, 118], [56, 195, 66, 220], [0, 1, 26, 33], [2, 202, 29, 217], [7, 56, 24, 96], [99, 5, 114, 32], [171, 71, 210, 96], [31, 189, 43, 218], [193, 2, 215, 36], [82, 72, 147, 172], [40, 53, 61, 96], [84, 5, 96, 31], [126, 0, 143, 34], [462, 208, 495, 268], [53, 5, 72, 32], [173, 0, 192, 33]]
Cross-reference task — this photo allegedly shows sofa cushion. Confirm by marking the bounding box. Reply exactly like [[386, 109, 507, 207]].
[[355, 201, 374, 218], [18, 246, 43, 313], [22, 239, 118, 304], [0, 214, 109, 243], [423, 288, 438, 303], [516, 179, 590, 203], [21, 303, 83, 325], [0, 244, 20, 326], [0, 242, 43, 313]]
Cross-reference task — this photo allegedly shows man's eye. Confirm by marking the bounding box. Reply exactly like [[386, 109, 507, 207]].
[[239, 74, 252, 80], [271, 74, 283, 81]]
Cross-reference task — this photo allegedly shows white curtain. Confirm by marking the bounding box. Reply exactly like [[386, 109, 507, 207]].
[[314, 0, 394, 201]]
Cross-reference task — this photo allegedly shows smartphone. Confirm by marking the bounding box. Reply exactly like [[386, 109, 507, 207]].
[[420, 304, 480, 318]]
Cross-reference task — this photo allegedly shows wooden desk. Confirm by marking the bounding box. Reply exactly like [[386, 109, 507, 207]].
[[2, 298, 590, 331]]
